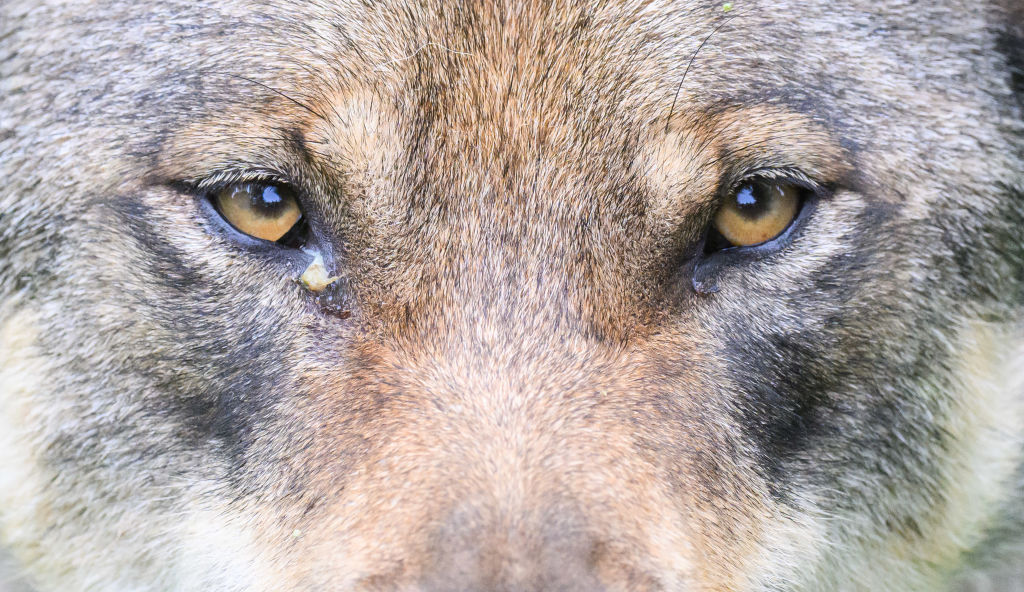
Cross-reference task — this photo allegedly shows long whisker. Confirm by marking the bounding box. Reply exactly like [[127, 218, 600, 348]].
[[214, 72, 331, 123], [664, 14, 738, 134]]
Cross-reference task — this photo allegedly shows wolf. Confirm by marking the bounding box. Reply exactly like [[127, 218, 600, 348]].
[[1, 0, 1022, 590]]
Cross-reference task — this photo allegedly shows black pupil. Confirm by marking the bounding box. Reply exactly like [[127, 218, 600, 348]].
[[247, 184, 290, 217], [732, 182, 778, 220]]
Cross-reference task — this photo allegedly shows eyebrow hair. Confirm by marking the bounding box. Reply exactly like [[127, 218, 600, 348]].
[[665, 14, 739, 135]]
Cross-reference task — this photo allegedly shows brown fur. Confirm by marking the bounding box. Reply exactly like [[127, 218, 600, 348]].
[[1, 0, 1022, 590]]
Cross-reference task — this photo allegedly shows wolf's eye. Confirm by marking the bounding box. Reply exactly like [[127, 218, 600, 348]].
[[707, 179, 802, 250], [212, 182, 305, 245]]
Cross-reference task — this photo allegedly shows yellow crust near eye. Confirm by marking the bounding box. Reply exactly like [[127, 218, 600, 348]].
[[215, 186, 302, 242], [713, 184, 800, 247], [300, 252, 340, 292]]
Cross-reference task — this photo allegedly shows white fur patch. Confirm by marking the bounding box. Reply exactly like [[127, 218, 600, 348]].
[[746, 320, 1024, 592], [171, 503, 275, 592], [0, 307, 275, 592], [0, 309, 52, 583]]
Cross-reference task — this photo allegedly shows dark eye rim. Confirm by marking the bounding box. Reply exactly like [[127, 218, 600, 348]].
[[191, 177, 312, 250], [691, 173, 832, 293], [707, 172, 826, 250], [704, 176, 813, 254]]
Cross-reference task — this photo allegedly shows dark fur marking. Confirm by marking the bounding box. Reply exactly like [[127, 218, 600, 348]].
[[286, 126, 311, 163], [729, 327, 843, 498], [731, 203, 889, 497], [168, 355, 282, 472], [108, 197, 211, 296], [940, 184, 1024, 306], [104, 196, 293, 468], [995, 31, 1024, 110], [160, 323, 289, 471]]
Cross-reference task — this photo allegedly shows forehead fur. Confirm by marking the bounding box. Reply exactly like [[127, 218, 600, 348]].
[[3, 0, 1019, 249]]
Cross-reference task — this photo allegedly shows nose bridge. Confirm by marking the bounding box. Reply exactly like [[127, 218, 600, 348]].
[[402, 346, 664, 591], [394, 198, 583, 361], [400, 155, 643, 356], [345, 59, 667, 583], [420, 500, 607, 592], [287, 306, 702, 592]]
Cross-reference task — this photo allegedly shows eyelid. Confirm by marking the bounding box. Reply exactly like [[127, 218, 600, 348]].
[[722, 168, 824, 199], [173, 169, 295, 196]]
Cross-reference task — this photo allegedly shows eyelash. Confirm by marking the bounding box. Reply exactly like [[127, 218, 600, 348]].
[[722, 168, 821, 195], [190, 170, 291, 194]]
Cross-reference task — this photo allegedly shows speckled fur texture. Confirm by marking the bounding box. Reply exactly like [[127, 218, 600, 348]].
[[1, 0, 1022, 591]]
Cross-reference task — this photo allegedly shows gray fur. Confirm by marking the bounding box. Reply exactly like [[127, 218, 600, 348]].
[[1, 0, 1022, 590]]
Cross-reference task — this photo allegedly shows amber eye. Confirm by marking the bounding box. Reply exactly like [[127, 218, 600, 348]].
[[212, 182, 304, 244], [709, 179, 802, 249]]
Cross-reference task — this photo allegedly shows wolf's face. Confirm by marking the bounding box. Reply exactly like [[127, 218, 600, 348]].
[[1, 1, 1022, 591]]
